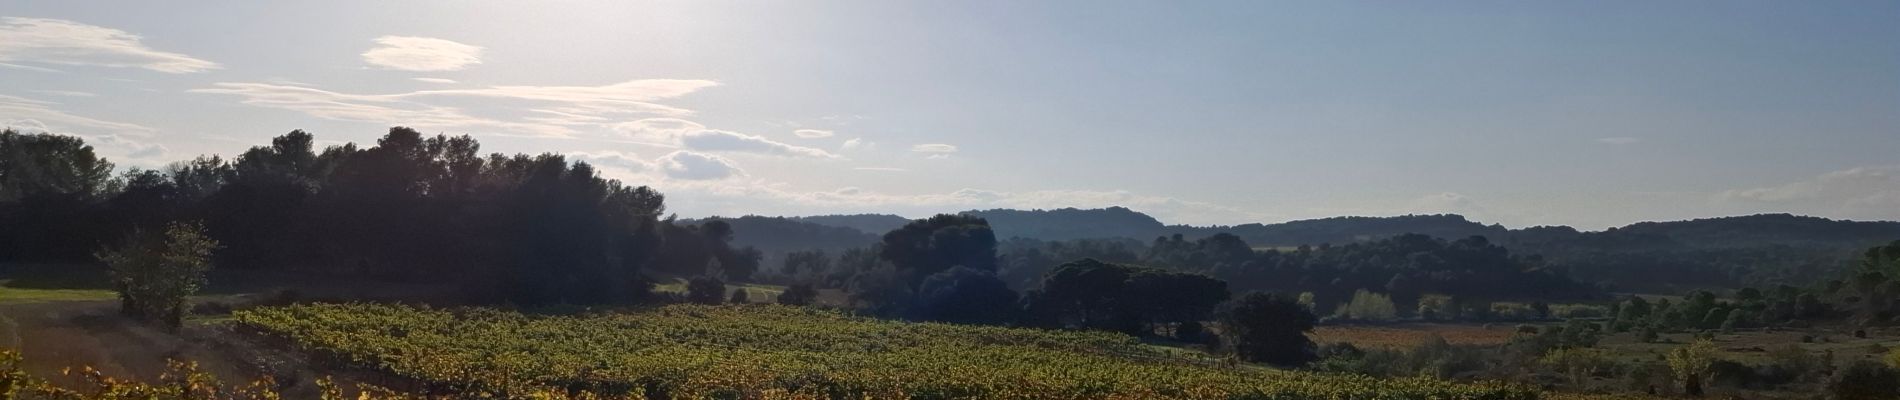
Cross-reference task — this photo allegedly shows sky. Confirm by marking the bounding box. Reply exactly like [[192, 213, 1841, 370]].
[[2, 1, 1897, 230]]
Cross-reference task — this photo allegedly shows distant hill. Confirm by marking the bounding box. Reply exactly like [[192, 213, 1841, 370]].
[[679, 215, 880, 255], [1605, 213, 1900, 249], [732, 207, 1900, 292], [767, 208, 1900, 252], [1174, 214, 1509, 248], [790, 214, 912, 236], [960, 207, 1167, 241]]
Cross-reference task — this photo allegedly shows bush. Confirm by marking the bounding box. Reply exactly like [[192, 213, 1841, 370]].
[[729, 288, 751, 304], [1832, 361, 1900, 400], [96, 221, 219, 331], [1766, 344, 1821, 382], [1417, 294, 1456, 321], [776, 283, 818, 306], [1551, 304, 1609, 319], [1540, 348, 1615, 386], [1175, 321, 1206, 342], [1332, 289, 1397, 322], [686, 276, 726, 304], [1490, 302, 1537, 320], [1666, 339, 1719, 397]]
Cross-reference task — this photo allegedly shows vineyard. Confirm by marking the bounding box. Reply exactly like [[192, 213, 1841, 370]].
[[229, 303, 1542, 399]]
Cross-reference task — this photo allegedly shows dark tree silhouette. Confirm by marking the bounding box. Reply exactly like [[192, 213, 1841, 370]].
[[687, 276, 726, 305], [1026, 258, 1228, 335], [777, 283, 818, 306], [1215, 291, 1319, 367], [879, 214, 998, 286], [909, 266, 1018, 325]]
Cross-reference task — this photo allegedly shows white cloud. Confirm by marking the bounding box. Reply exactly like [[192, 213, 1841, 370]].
[[659, 150, 744, 180], [911, 143, 958, 153], [1718, 166, 1900, 220], [568, 151, 656, 172], [32, 90, 94, 97], [191, 82, 575, 137], [191, 79, 717, 138], [793, 129, 834, 139], [0, 94, 152, 136], [0, 17, 218, 73], [681, 130, 840, 159], [842, 138, 874, 151], [1596, 137, 1640, 145], [412, 77, 457, 84], [613, 118, 705, 142], [1, 96, 167, 161], [603, 118, 838, 158], [362, 36, 482, 71]]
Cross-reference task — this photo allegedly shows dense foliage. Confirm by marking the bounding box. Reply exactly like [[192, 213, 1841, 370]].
[[95, 221, 219, 329], [232, 303, 1540, 399], [0, 128, 761, 305]]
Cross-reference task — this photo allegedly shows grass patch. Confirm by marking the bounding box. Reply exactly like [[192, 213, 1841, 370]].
[[0, 282, 116, 303]]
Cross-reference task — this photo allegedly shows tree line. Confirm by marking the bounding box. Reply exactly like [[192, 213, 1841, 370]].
[[0, 128, 759, 306]]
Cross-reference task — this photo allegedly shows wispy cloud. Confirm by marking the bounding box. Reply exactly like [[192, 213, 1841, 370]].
[[32, 90, 94, 97], [362, 36, 482, 71], [190, 79, 717, 138], [1596, 137, 1640, 145], [0, 17, 217, 73], [412, 77, 457, 84], [1717, 166, 1900, 221], [682, 130, 840, 159], [0, 62, 62, 73], [793, 129, 834, 139], [0, 94, 152, 135], [610, 118, 840, 159], [658, 150, 745, 180], [911, 143, 958, 153], [1, 95, 167, 160]]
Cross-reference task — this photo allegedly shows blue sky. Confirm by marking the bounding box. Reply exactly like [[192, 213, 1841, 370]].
[[2, 1, 1897, 229]]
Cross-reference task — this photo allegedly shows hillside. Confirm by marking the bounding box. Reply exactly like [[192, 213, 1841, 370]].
[[680, 215, 881, 254], [789, 214, 912, 236]]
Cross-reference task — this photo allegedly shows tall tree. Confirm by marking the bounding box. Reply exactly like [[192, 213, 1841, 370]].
[[1215, 291, 1319, 367], [879, 214, 998, 286]]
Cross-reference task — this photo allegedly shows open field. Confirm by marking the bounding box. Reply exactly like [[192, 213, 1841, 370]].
[[1313, 323, 1524, 349], [650, 276, 851, 305], [233, 303, 1541, 399]]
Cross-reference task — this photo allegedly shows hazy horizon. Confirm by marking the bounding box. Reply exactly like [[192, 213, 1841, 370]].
[[4, 1, 1896, 229]]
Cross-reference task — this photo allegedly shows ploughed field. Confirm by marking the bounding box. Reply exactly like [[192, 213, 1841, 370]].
[[232, 303, 1539, 399]]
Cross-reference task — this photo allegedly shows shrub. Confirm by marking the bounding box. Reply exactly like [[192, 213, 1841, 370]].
[[1417, 294, 1456, 321], [96, 221, 219, 331], [1332, 289, 1397, 322], [1540, 348, 1615, 386], [686, 276, 725, 304], [1832, 361, 1900, 400], [729, 288, 750, 303], [776, 283, 818, 306], [1490, 302, 1536, 320], [1767, 344, 1821, 382], [1666, 339, 1719, 397], [1551, 304, 1609, 319]]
